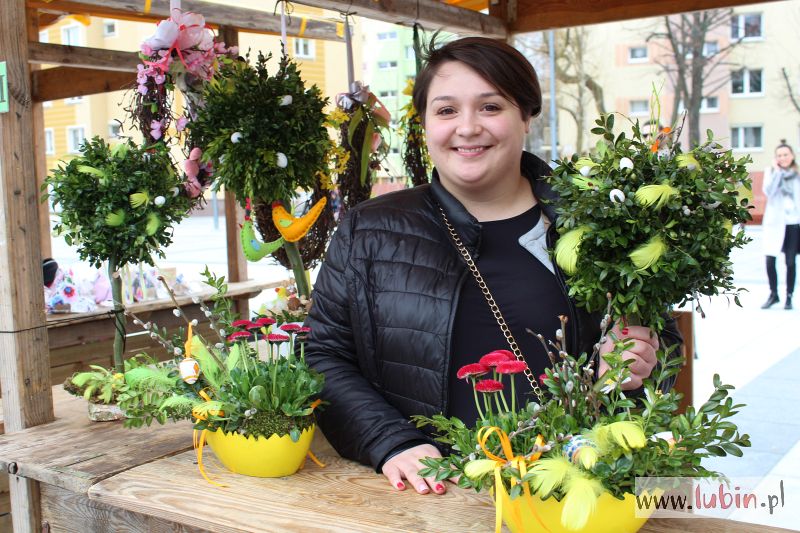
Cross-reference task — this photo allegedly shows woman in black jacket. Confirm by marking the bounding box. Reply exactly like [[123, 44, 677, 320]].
[[305, 37, 681, 497]]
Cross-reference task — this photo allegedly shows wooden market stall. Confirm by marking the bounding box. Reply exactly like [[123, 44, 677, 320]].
[[0, 0, 777, 532]]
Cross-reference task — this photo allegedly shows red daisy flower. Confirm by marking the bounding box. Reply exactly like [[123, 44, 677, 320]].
[[456, 363, 490, 380], [496, 361, 528, 374], [479, 352, 509, 367], [231, 319, 252, 329], [279, 323, 302, 333], [227, 331, 251, 342], [255, 317, 277, 327], [267, 333, 290, 343], [245, 322, 263, 330], [485, 349, 516, 362], [297, 326, 311, 334], [474, 379, 505, 393]]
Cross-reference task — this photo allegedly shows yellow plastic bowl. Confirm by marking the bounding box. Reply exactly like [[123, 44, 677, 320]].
[[497, 483, 652, 533], [205, 424, 315, 478]]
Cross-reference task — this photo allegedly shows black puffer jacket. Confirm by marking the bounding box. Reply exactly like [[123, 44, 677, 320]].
[[305, 152, 681, 470]]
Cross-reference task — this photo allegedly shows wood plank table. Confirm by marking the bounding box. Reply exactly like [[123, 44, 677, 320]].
[[0, 388, 792, 533]]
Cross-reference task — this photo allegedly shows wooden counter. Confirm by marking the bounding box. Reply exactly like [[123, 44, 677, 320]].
[[0, 389, 792, 533]]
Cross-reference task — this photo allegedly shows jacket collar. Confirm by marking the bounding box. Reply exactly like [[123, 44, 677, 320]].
[[429, 151, 557, 253]]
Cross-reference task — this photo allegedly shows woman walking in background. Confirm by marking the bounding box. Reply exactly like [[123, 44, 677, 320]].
[[761, 140, 800, 309]]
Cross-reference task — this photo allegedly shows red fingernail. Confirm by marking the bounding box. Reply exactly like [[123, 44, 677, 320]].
[[621, 328, 629, 335], [435, 483, 445, 492], [396, 482, 405, 490]]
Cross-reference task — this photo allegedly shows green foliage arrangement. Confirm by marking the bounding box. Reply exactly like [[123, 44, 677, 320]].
[[415, 314, 750, 531], [191, 51, 332, 205], [549, 113, 752, 332], [45, 138, 192, 269], [64, 354, 159, 405], [119, 269, 324, 441]]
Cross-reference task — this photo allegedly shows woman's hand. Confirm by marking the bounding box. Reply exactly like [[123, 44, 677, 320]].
[[597, 323, 659, 390], [381, 444, 448, 495]]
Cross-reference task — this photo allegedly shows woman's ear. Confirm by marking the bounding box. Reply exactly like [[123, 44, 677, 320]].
[[524, 117, 533, 134]]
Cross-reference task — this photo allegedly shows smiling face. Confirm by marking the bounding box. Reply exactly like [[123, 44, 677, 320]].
[[424, 61, 531, 200], [775, 146, 795, 169]]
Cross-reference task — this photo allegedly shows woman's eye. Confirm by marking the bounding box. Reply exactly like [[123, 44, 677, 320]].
[[435, 107, 456, 116], [483, 103, 501, 112]]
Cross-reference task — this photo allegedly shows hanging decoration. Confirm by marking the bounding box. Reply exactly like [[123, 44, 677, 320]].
[[399, 23, 431, 186], [333, 16, 391, 211]]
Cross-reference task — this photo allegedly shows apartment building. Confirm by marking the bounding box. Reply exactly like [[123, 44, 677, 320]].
[[548, 1, 800, 220]]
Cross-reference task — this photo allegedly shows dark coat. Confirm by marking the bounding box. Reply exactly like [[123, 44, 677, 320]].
[[304, 152, 681, 470]]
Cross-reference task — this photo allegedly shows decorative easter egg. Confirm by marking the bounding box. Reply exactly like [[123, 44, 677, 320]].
[[179, 358, 201, 384], [579, 165, 592, 177], [563, 435, 598, 464], [276, 152, 288, 168], [609, 189, 626, 204], [154, 196, 166, 207], [280, 95, 293, 106], [230, 132, 242, 144], [619, 157, 634, 170]]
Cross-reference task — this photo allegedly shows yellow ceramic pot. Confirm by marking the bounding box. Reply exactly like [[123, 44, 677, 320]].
[[496, 483, 652, 533], [205, 424, 315, 478]]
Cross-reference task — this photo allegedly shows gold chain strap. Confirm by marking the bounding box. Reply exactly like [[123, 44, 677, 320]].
[[438, 206, 545, 400]]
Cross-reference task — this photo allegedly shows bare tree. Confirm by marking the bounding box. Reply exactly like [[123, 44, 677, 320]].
[[517, 28, 606, 154], [781, 67, 800, 115], [648, 9, 741, 146]]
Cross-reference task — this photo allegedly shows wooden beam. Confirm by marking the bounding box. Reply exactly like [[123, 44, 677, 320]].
[[292, 0, 508, 39], [218, 25, 249, 320], [28, 0, 344, 41], [1, 3, 55, 533], [32, 66, 133, 101], [27, 8, 52, 259], [29, 42, 139, 72], [512, 0, 778, 32]]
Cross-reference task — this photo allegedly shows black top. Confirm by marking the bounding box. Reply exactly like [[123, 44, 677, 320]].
[[448, 204, 571, 424]]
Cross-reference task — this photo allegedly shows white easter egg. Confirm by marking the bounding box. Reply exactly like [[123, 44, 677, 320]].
[[276, 152, 288, 168], [154, 196, 166, 207], [609, 189, 626, 203], [179, 358, 201, 384], [280, 95, 293, 106], [579, 166, 591, 177], [230, 132, 242, 144], [619, 157, 634, 170]]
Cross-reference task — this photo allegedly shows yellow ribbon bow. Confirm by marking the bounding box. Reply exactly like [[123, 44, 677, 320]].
[[477, 426, 550, 533]]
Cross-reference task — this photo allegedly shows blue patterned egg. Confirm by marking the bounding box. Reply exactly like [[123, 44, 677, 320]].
[[563, 436, 598, 464]]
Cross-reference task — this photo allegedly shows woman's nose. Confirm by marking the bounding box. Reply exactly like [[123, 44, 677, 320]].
[[455, 114, 482, 137]]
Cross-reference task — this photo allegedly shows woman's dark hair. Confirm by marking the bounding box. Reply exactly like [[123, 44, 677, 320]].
[[776, 138, 797, 169], [412, 36, 542, 123]]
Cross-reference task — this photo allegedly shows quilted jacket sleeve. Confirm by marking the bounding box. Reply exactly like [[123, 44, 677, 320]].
[[304, 211, 432, 471]]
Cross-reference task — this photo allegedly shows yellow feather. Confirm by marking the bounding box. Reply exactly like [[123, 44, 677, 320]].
[[571, 175, 601, 190], [130, 192, 150, 209], [555, 226, 590, 275], [530, 456, 576, 497], [676, 153, 700, 171], [576, 445, 599, 470], [464, 459, 497, 479], [145, 213, 161, 236], [561, 475, 604, 531], [634, 183, 678, 209], [607, 421, 647, 450], [629, 236, 667, 272], [104, 209, 125, 227]]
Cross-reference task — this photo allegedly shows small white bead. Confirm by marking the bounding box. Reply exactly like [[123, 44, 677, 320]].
[[173, 309, 181, 317]]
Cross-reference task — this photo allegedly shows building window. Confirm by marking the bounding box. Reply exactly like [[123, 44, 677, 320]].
[[293, 38, 315, 60], [65, 96, 84, 104], [703, 41, 719, 57], [377, 31, 398, 40], [628, 46, 648, 63], [103, 20, 117, 37], [377, 60, 398, 70], [61, 24, 83, 46], [66, 126, 86, 154], [700, 96, 720, 112], [108, 122, 122, 139], [731, 68, 763, 95], [45, 128, 55, 155], [629, 99, 649, 116], [731, 13, 763, 40], [731, 126, 762, 149], [39, 30, 49, 43], [378, 90, 398, 98]]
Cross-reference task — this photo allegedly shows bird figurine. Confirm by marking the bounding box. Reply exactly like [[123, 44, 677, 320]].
[[271, 197, 327, 242], [240, 219, 284, 262]]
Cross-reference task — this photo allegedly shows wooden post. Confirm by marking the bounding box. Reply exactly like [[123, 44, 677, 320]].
[[218, 25, 249, 319], [27, 8, 52, 260], [0, 2, 55, 532]]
